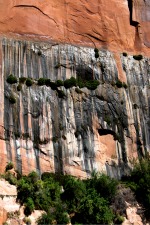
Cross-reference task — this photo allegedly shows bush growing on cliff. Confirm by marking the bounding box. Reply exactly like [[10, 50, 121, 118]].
[[71, 188, 114, 224], [9, 95, 16, 104], [24, 197, 35, 216], [64, 77, 77, 89], [26, 78, 33, 87], [85, 172, 118, 202], [57, 90, 66, 98], [19, 77, 27, 83], [56, 79, 64, 87], [94, 48, 99, 59], [5, 162, 14, 171], [122, 52, 128, 57], [7, 74, 17, 84], [85, 80, 100, 90], [133, 54, 143, 60], [45, 78, 51, 86], [4, 172, 17, 185], [17, 84, 22, 91], [37, 78, 46, 86], [49, 81, 58, 90], [115, 80, 128, 89]]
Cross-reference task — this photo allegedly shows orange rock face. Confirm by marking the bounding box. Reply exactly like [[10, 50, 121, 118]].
[[0, 0, 149, 53]]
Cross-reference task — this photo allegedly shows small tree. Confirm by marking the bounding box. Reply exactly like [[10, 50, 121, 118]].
[[26, 78, 33, 87], [7, 74, 17, 84], [5, 162, 14, 171]]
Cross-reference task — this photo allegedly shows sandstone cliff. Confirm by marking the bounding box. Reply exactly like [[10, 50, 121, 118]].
[[0, 0, 149, 178], [0, 38, 149, 178]]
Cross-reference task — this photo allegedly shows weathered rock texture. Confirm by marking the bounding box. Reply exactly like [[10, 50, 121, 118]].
[[0, 38, 149, 178], [0, 0, 150, 53], [0, 179, 43, 225]]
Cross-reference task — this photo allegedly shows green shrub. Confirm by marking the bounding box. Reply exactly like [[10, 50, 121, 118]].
[[85, 80, 100, 90], [57, 90, 66, 98], [77, 77, 85, 88], [5, 172, 17, 185], [64, 77, 76, 89], [115, 80, 123, 88], [17, 84, 22, 91], [94, 48, 99, 59], [5, 162, 14, 171], [37, 78, 46, 86], [116, 80, 128, 89], [19, 77, 27, 83], [133, 55, 143, 60], [26, 78, 33, 87], [85, 172, 118, 202], [49, 81, 57, 90], [41, 172, 54, 181], [71, 188, 114, 224], [9, 95, 16, 104], [24, 197, 35, 216], [122, 52, 127, 57], [56, 80, 64, 87], [45, 79, 51, 86], [28, 171, 39, 183], [7, 74, 17, 84]]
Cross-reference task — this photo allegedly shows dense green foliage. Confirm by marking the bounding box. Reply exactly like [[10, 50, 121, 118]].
[[26, 78, 33, 87], [133, 54, 143, 60], [49, 81, 58, 90], [37, 78, 47, 86], [85, 80, 100, 90], [5, 162, 14, 171], [7, 74, 17, 84], [64, 77, 77, 89], [115, 80, 128, 89], [7, 75, 100, 92], [56, 79, 64, 87], [13, 171, 118, 224], [5, 159, 150, 223]]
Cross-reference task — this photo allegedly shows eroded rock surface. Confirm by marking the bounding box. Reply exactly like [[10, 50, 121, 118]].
[[0, 39, 149, 178]]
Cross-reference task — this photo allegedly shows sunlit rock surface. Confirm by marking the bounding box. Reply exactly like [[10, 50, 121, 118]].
[[0, 38, 149, 178]]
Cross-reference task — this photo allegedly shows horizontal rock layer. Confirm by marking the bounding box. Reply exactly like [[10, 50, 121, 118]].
[[0, 38, 149, 178]]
